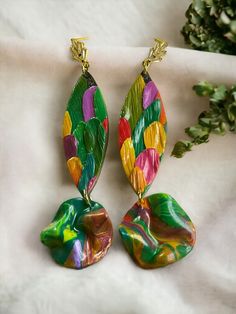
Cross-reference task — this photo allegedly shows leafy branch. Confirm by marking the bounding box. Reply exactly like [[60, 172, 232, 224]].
[[171, 81, 236, 158], [182, 0, 236, 55]]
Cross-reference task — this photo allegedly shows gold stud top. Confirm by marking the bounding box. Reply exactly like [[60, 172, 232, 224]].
[[142, 38, 168, 72], [70, 37, 90, 73]]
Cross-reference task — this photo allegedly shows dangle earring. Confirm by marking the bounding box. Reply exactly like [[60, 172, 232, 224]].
[[40, 38, 113, 269], [118, 38, 196, 269]]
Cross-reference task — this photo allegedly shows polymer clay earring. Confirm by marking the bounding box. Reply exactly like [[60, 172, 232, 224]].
[[40, 38, 113, 269], [118, 39, 196, 269]]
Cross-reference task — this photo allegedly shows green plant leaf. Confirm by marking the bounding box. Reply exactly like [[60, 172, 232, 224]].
[[193, 81, 214, 96], [172, 80, 236, 158], [182, 0, 236, 55], [227, 103, 236, 121], [171, 141, 193, 158], [185, 124, 209, 139], [212, 121, 226, 135], [210, 85, 227, 103]]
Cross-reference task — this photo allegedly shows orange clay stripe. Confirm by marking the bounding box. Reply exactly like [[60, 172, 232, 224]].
[[67, 156, 83, 186], [159, 101, 167, 125], [129, 166, 147, 194]]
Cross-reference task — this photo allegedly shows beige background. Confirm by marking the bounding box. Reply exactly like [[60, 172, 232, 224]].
[[0, 0, 191, 47], [0, 1, 236, 314]]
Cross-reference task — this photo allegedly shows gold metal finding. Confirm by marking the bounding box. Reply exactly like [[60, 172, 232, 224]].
[[82, 189, 92, 206], [138, 191, 145, 207], [71, 37, 90, 73], [142, 38, 168, 72]]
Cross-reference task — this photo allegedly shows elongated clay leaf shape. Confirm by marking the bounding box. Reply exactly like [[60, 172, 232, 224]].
[[63, 71, 109, 196], [118, 71, 195, 269], [41, 71, 112, 269], [119, 72, 167, 196]]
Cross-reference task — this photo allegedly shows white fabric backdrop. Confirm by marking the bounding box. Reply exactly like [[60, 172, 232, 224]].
[[0, 0, 191, 47], [0, 1, 236, 314]]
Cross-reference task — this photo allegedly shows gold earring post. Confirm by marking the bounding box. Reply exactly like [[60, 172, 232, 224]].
[[70, 37, 90, 73], [142, 38, 168, 72]]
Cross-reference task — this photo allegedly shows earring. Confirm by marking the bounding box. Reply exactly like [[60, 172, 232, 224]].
[[118, 38, 196, 269], [40, 38, 113, 269]]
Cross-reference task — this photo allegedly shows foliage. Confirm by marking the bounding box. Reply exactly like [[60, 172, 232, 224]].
[[171, 81, 236, 158], [182, 0, 236, 55]]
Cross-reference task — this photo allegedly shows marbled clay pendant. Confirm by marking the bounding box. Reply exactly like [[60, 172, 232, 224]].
[[40, 38, 113, 269], [118, 39, 196, 269]]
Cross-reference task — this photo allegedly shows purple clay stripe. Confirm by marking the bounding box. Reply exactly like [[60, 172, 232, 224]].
[[71, 240, 83, 268], [63, 135, 77, 160], [122, 221, 157, 249], [82, 86, 97, 121], [143, 81, 158, 109], [135, 206, 151, 226]]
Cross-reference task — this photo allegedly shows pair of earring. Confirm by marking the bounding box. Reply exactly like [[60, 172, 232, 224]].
[[40, 38, 196, 270]]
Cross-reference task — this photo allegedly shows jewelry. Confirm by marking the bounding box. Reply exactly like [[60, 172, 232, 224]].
[[118, 39, 196, 268], [40, 38, 113, 269]]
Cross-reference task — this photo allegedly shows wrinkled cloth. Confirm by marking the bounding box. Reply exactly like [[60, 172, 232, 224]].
[[0, 0, 191, 47], [0, 1, 236, 313]]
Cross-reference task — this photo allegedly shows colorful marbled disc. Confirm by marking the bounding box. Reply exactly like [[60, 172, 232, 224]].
[[41, 198, 113, 269], [119, 193, 196, 269], [119, 71, 167, 197], [63, 71, 109, 198]]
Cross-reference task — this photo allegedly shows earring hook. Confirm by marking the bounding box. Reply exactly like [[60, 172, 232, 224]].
[[70, 37, 90, 73], [142, 38, 168, 72]]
